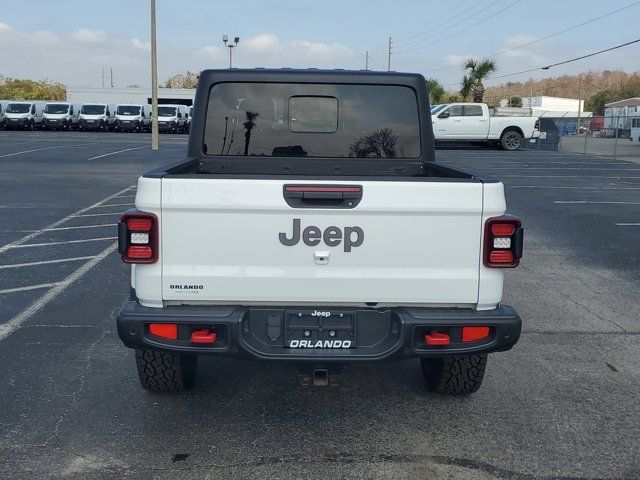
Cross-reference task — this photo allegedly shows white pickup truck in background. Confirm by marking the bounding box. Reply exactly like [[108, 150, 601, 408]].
[[432, 102, 540, 150]]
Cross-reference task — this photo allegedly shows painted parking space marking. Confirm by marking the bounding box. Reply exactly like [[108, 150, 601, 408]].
[[0, 185, 134, 254], [11, 237, 116, 249], [0, 256, 96, 270], [92, 203, 133, 208], [554, 201, 640, 205], [615, 223, 640, 226], [0, 283, 63, 295], [87, 145, 148, 161], [72, 213, 121, 218], [0, 243, 118, 341], [0, 144, 92, 159], [510, 186, 640, 190], [44, 223, 117, 231]]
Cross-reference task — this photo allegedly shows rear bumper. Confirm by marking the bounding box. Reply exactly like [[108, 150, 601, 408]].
[[116, 302, 521, 362]]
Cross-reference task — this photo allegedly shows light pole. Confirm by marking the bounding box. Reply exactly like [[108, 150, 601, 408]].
[[223, 35, 240, 68], [150, 0, 158, 150]]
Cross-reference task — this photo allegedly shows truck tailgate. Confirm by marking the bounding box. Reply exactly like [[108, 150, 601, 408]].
[[160, 178, 483, 305]]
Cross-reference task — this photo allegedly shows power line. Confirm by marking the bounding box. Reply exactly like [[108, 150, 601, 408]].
[[362, 0, 473, 56], [394, 0, 488, 47], [423, 2, 640, 75], [396, 0, 524, 55], [393, 0, 472, 42], [487, 37, 640, 81], [491, 1, 640, 59]]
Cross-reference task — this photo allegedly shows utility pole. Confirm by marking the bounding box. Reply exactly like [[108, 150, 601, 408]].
[[223, 35, 240, 68], [387, 37, 393, 72], [110, 68, 114, 88], [529, 80, 533, 116], [365, 50, 369, 70], [150, 0, 159, 151], [577, 77, 582, 135], [102, 67, 105, 88]]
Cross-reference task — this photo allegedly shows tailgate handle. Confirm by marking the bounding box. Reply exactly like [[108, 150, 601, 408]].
[[283, 185, 362, 209]]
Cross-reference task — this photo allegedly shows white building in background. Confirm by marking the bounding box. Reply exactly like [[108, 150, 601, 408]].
[[603, 97, 640, 131], [66, 87, 196, 106], [500, 96, 587, 117], [521, 96, 584, 113]]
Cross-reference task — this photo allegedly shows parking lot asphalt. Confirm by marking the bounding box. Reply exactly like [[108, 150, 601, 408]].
[[0, 131, 639, 480]]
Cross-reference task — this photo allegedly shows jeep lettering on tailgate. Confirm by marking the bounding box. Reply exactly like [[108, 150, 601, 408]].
[[279, 219, 364, 252]]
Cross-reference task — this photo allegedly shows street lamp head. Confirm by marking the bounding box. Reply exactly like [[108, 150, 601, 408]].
[[223, 34, 228, 44], [234, 37, 240, 45]]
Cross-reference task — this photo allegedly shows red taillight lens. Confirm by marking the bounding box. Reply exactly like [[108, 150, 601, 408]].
[[491, 224, 515, 236], [128, 218, 152, 231], [127, 245, 152, 259], [484, 215, 522, 268], [462, 326, 490, 342], [490, 250, 514, 263], [119, 210, 158, 264], [149, 323, 177, 340]]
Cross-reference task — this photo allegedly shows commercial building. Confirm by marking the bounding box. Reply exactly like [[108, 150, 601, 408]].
[[66, 87, 196, 106]]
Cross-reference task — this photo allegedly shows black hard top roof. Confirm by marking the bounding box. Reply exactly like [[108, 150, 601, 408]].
[[197, 68, 426, 87]]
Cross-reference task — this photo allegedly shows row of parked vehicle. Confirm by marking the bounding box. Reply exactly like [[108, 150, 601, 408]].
[[0, 100, 192, 133]]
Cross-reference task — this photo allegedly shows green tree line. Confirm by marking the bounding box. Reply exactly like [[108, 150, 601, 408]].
[[0, 75, 66, 100]]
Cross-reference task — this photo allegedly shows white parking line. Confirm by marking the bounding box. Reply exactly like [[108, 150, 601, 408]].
[[92, 203, 132, 208], [0, 144, 92, 159], [12, 237, 117, 248], [0, 242, 118, 341], [72, 213, 121, 217], [0, 185, 133, 254], [510, 186, 640, 190], [554, 201, 640, 205], [501, 175, 640, 179], [45, 223, 117, 231], [0, 283, 63, 295], [489, 167, 640, 171], [0, 256, 96, 269], [615, 223, 640, 226], [87, 145, 147, 160]]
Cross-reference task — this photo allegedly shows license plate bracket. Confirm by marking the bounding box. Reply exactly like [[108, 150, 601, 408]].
[[285, 309, 356, 348]]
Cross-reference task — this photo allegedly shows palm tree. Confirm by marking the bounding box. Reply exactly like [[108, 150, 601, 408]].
[[460, 74, 475, 101], [426, 78, 445, 104], [462, 58, 497, 103], [243, 111, 259, 156]]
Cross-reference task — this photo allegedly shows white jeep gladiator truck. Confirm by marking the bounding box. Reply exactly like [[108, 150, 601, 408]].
[[116, 69, 523, 395], [432, 102, 539, 150]]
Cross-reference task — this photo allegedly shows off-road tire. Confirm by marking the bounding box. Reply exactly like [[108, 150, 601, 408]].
[[421, 354, 488, 395], [135, 348, 197, 392], [500, 129, 523, 151]]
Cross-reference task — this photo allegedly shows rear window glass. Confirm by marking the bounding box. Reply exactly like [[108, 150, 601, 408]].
[[204, 83, 421, 158]]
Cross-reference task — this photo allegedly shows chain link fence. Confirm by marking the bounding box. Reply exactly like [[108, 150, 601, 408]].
[[526, 115, 640, 161]]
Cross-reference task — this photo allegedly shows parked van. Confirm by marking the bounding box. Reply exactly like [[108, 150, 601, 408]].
[[157, 104, 188, 133], [2, 101, 45, 130], [630, 113, 640, 142], [42, 102, 79, 130], [185, 105, 193, 134], [113, 104, 149, 132], [78, 103, 113, 131]]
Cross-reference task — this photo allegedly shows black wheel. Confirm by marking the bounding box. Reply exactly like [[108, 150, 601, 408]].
[[421, 354, 488, 395], [135, 348, 197, 392], [500, 130, 523, 151]]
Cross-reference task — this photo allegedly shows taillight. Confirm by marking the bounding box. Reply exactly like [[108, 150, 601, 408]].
[[118, 210, 158, 264], [484, 215, 523, 268]]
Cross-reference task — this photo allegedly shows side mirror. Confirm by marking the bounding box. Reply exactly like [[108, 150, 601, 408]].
[[438, 111, 450, 119], [178, 112, 182, 118]]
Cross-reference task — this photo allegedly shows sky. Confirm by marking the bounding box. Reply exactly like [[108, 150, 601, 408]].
[[0, 0, 639, 91]]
